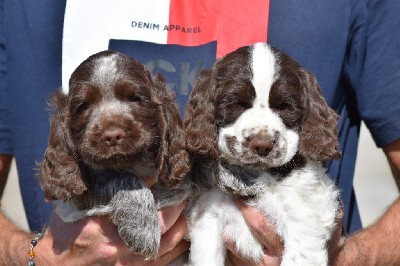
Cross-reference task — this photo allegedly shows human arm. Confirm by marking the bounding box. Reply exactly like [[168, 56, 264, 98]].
[[0, 154, 12, 199], [332, 197, 400, 265], [0, 202, 189, 265], [332, 139, 400, 265], [384, 139, 400, 190]]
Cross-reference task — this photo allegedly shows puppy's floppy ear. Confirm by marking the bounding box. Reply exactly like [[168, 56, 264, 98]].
[[183, 69, 219, 160], [298, 69, 341, 161], [183, 69, 220, 188], [153, 74, 190, 188], [38, 89, 87, 200]]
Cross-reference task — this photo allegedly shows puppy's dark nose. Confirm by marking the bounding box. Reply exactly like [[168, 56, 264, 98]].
[[249, 135, 274, 156], [101, 128, 126, 146]]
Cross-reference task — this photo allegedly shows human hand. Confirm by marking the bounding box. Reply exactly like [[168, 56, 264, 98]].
[[35, 202, 188, 265], [224, 198, 283, 266], [225, 198, 345, 266], [153, 202, 190, 265]]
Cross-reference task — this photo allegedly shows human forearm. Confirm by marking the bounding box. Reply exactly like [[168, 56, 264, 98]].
[[333, 198, 400, 265], [0, 212, 35, 264], [0, 154, 12, 197], [383, 139, 400, 191]]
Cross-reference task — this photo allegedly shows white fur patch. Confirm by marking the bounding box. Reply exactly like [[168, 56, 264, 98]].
[[92, 54, 119, 86], [251, 42, 276, 108], [189, 43, 339, 266], [189, 161, 339, 266], [218, 43, 299, 167]]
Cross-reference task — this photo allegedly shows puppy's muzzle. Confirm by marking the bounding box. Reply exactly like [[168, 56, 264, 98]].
[[102, 127, 126, 146], [247, 131, 277, 156]]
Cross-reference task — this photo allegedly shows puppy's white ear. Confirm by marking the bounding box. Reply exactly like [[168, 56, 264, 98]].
[[298, 70, 341, 161], [38, 89, 87, 201]]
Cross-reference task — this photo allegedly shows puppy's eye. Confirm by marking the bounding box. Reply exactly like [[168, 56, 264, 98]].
[[128, 94, 142, 103], [274, 102, 291, 111], [237, 101, 251, 110], [75, 102, 90, 114]]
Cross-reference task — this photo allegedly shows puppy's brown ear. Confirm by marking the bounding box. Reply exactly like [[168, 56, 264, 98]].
[[298, 70, 341, 161], [183, 69, 219, 159], [183, 69, 220, 188], [153, 75, 191, 188], [38, 89, 87, 201]]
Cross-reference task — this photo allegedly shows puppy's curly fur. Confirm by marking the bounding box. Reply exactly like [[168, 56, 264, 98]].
[[184, 43, 341, 265], [38, 50, 191, 258]]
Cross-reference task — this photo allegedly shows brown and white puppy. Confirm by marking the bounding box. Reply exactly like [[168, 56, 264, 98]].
[[38, 50, 191, 258], [184, 43, 341, 266]]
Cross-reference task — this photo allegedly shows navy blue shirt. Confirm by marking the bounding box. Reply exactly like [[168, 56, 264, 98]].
[[1, 0, 400, 233]]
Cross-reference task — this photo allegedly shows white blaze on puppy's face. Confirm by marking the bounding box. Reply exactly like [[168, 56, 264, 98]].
[[218, 43, 300, 168], [92, 54, 120, 89], [251, 42, 275, 108]]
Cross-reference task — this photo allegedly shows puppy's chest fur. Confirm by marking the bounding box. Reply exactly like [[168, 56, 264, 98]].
[[70, 167, 151, 210], [188, 160, 339, 266]]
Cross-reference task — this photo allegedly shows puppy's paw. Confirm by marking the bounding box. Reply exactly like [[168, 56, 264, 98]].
[[110, 188, 161, 258], [233, 232, 264, 263], [225, 216, 264, 263]]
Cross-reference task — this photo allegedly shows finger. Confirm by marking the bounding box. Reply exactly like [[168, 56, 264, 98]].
[[158, 202, 185, 234], [76, 216, 130, 260], [234, 197, 284, 257], [49, 213, 127, 264], [224, 239, 281, 266], [151, 240, 190, 266], [157, 213, 188, 257], [80, 216, 126, 247], [226, 252, 242, 266], [48, 212, 96, 251], [225, 239, 257, 266], [328, 203, 345, 262], [227, 250, 253, 266], [225, 237, 280, 266]]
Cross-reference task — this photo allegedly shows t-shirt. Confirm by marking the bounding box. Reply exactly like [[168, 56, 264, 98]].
[[1, 0, 400, 234]]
